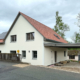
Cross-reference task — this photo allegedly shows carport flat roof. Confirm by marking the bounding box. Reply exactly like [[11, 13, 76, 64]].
[[44, 43, 80, 48]]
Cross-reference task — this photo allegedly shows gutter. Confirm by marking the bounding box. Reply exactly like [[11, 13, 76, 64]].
[[45, 38, 63, 43], [44, 42, 80, 48]]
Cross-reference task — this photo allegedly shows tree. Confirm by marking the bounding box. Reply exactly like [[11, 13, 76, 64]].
[[54, 11, 70, 39], [72, 13, 80, 43], [72, 32, 80, 43], [76, 13, 80, 32]]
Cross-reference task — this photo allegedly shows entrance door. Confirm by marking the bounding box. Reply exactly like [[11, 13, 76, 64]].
[[51, 53, 54, 64], [54, 51, 57, 62]]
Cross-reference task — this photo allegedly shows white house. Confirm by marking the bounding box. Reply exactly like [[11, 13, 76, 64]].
[[0, 12, 80, 66]]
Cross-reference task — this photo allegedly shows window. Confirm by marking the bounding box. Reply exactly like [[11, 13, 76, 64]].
[[54, 34, 60, 39], [26, 32, 34, 40], [0, 51, 1, 53], [22, 51, 26, 58], [10, 51, 16, 54], [11, 35, 17, 42], [64, 51, 66, 57], [32, 51, 37, 59], [69, 55, 75, 59]]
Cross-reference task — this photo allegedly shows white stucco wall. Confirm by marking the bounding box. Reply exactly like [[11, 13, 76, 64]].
[[0, 15, 44, 65], [44, 47, 68, 66]]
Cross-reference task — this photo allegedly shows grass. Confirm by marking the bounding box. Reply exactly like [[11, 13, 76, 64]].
[[69, 60, 79, 62]]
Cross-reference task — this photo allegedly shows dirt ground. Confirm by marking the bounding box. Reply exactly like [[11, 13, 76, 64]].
[[48, 62, 80, 73], [63, 62, 80, 68]]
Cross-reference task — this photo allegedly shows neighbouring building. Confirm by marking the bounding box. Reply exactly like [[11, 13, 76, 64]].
[[68, 50, 80, 61]]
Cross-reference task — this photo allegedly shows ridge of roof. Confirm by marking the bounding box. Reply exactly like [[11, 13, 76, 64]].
[[20, 12, 68, 43]]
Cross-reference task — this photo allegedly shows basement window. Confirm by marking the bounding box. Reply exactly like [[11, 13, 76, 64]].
[[54, 34, 60, 39]]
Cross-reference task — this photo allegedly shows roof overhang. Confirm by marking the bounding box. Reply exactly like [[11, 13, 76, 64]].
[[45, 38, 63, 43], [0, 43, 4, 44], [44, 43, 80, 48]]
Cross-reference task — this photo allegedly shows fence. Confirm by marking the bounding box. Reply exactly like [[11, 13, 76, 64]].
[[0, 53, 21, 62]]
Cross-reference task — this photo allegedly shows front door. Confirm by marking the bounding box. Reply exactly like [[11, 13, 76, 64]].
[[51, 53, 54, 64], [54, 51, 57, 62]]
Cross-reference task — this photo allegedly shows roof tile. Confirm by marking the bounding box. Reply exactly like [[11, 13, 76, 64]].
[[0, 39, 4, 43]]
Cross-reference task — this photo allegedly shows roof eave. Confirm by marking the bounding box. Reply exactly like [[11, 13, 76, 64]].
[[0, 42, 5, 44], [44, 43, 80, 48], [45, 38, 64, 43]]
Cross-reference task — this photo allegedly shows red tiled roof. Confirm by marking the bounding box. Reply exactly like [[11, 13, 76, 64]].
[[0, 39, 4, 43], [20, 12, 68, 43]]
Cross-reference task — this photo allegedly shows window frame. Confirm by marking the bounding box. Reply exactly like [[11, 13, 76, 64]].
[[26, 32, 34, 41], [11, 35, 17, 42], [10, 51, 16, 54], [22, 50, 26, 58], [54, 34, 60, 39], [64, 51, 66, 57], [69, 55, 75, 59], [32, 51, 37, 59]]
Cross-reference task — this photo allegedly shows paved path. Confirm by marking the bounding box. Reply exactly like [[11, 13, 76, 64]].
[[0, 61, 80, 80]]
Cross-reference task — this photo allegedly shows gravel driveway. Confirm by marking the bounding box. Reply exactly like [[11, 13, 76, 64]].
[[63, 62, 80, 68], [0, 61, 80, 80]]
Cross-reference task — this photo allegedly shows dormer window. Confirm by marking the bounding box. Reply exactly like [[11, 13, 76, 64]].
[[54, 34, 60, 39], [26, 32, 34, 40], [11, 35, 17, 42]]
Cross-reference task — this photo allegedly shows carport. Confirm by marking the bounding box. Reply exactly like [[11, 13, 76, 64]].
[[44, 42, 80, 62]]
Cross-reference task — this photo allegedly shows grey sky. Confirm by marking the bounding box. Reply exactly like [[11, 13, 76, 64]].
[[0, 0, 80, 42]]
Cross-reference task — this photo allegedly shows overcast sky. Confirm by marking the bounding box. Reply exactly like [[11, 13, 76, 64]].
[[0, 0, 80, 42]]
